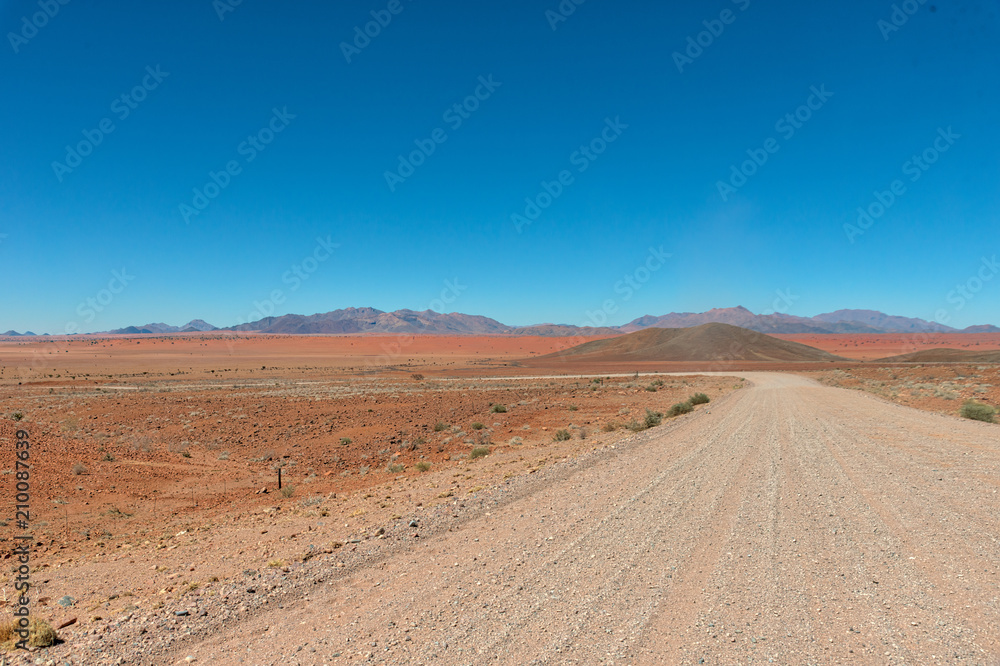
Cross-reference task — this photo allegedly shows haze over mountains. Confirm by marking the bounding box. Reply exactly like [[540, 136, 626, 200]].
[[4, 307, 998, 337]]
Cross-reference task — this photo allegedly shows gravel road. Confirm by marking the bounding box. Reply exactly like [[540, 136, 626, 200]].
[[159, 372, 1000, 664]]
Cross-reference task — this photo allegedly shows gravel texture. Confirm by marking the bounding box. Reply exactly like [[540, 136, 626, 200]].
[[26, 372, 1000, 664]]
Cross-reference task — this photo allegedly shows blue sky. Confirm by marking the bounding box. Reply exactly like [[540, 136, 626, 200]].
[[2, 0, 998, 333]]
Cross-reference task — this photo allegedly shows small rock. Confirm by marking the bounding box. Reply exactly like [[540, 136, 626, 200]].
[[408, 520, 418, 528], [57, 595, 75, 607], [56, 617, 77, 630], [175, 610, 189, 617]]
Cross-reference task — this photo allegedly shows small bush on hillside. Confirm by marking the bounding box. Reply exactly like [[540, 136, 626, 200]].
[[601, 421, 620, 432], [667, 401, 694, 417], [643, 409, 663, 429], [961, 400, 996, 423], [415, 461, 431, 472], [280, 485, 295, 498], [434, 422, 448, 432], [689, 393, 710, 405], [490, 404, 507, 413], [625, 420, 645, 433], [340, 437, 352, 446], [12, 411, 24, 422], [471, 422, 485, 430], [469, 446, 490, 459], [388, 463, 404, 473], [554, 429, 571, 441]]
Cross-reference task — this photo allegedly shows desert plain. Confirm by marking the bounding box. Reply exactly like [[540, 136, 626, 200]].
[[2, 331, 1000, 664]]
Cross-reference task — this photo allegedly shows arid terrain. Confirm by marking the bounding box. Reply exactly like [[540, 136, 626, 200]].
[[774, 332, 1000, 361], [1, 333, 998, 664]]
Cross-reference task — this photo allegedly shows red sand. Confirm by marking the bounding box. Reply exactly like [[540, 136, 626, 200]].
[[773, 333, 1000, 360]]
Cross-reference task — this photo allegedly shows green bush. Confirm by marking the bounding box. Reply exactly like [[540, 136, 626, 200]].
[[340, 437, 352, 445], [471, 422, 484, 430], [388, 463, 404, 473], [667, 401, 694, 417], [434, 422, 448, 432], [625, 420, 645, 433], [470, 446, 490, 459], [643, 409, 663, 429], [490, 404, 507, 413], [554, 429, 572, 441], [568, 404, 578, 411], [961, 400, 996, 423], [689, 393, 710, 405], [415, 461, 431, 472]]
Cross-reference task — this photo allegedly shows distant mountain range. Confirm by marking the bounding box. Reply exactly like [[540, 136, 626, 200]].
[[3, 307, 998, 337]]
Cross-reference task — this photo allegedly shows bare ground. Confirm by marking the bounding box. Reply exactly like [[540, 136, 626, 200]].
[[23, 372, 1000, 664]]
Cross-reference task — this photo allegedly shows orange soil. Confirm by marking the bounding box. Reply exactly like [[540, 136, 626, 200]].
[[773, 333, 1000, 360]]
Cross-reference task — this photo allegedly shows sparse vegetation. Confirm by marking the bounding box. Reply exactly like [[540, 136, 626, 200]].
[[689, 392, 711, 405], [340, 437, 352, 446], [415, 461, 431, 472], [490, 404, 507, 413], [554, 429, 572, 441], [434, 421, 448, 432], [602, 421, 620, 432], [411, 373, 425, 381], [568, 404, 578, 411], [643, 409, 663, 429], [469, 446, 490, 459], [667, 401, 694, 417], [11, 411, 23, 422], [961, 400, 996, 423], [180, 450, 192, 458], [0, 617, 56, 650], [217, 451, 230, 460], [102, 452, 115, 462], [267, 559, 286, 568], [471, 422, 484, 430], [388, 463, 404, 473], [280, 485, 295, 498]]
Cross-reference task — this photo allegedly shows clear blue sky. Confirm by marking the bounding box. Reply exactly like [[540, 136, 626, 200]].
[[2, 0, 998, 333]]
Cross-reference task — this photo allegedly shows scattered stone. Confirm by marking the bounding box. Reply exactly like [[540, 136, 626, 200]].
[[174, 610, 190, 616], [57, 595, 75, 607], [56, 617, 77, 630], [408, 520, 418, 528]]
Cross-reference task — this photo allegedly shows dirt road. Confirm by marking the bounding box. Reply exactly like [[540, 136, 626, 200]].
[[166, 372, 999, 664]]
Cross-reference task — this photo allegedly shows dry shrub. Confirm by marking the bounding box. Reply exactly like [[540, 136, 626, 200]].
[[0, 617, 57, 650]]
